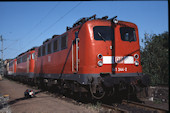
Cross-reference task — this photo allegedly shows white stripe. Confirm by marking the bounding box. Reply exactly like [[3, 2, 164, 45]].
[[124, 56, 134, 64], [103, 56, 114, 64], [103, 56, 134, 64]]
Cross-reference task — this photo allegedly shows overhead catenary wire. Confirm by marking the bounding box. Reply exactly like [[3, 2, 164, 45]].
[[4, 2, 60, 52], [38, 2, 82, 34], [3, 40, 19, 51], [4, 1, 82, 58], [3, 39, 18, 42], [2, 39, 18, 51], [23, 2, 61, 39], [4, 2, 61, 58], [14, 2, 82, 57]]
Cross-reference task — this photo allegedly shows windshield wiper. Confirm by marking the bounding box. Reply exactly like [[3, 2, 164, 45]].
[[98, 32, 106, 41]]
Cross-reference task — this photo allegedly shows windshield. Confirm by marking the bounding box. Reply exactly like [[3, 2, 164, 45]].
[[120, 27, 136, 42], [93, 26, 114, 40]]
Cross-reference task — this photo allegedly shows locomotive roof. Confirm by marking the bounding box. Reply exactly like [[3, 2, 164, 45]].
[[41, 35, 60, 45], [41, 14, 119, 46], [17, 46, 37, 58], [52, 35, 60, 39], [66, 14, 118, 31], [43, 38, 51, 44]]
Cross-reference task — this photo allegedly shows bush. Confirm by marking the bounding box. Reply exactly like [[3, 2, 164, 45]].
[[140, 32, 169, 86]]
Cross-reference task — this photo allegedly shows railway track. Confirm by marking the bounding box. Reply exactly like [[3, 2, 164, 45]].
[[4, 78, 169, 113], [101, 100, 168, 113]]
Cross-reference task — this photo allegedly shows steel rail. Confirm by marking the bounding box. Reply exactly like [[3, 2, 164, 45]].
[[101, 103, 130, 113], [122, 100, 168, 113]]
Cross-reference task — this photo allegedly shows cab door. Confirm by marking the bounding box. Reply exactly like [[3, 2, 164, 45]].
[[72, 30, 79, 73], [114, 24, 142, 73]]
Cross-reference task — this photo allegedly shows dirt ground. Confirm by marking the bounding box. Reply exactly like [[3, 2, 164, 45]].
[[0, 78, 98, 113], [0, 78, 169, 113]]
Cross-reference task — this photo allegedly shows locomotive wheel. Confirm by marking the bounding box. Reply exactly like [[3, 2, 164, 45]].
[[89, 84, 105, 100]]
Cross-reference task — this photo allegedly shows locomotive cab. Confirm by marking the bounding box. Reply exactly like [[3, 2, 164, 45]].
[[76, 16, 150, 99]]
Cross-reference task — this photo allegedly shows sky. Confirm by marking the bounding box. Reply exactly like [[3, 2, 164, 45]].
[[0, 1, 168, 60]]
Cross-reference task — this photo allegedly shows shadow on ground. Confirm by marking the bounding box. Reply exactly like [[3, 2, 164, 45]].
[[8, 90, 44, 106]]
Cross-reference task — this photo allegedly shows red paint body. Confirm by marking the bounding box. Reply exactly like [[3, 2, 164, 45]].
[[35, 20, 142, 75], [16, 50, 36, 76], [6, 16, 150, 100]]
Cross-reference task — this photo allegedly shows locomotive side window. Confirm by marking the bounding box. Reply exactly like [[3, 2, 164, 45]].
[[53, 39, 59, 52], [38, 47, 41, 57], [93, 26, 114, 41], [42, 45, 46, 56], [20, 57, 22, 63], [17, 57, 22, 64], [120, 27, 136, 42], [47, 42, 52, 54], [61, 36, 67, 50], [22, 54, 27, 62], [32, 53, 35, 59]]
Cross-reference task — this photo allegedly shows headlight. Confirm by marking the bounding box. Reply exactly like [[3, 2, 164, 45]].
[[113, 18, 118, 24], [98, 60, 103, 67], [97, 54, 103, 59], [135, 61, 139, 66], [134, 54, 139, 59]]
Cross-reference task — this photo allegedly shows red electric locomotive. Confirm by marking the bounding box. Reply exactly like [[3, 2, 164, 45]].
[[15, 47, 37, 81], [34, 15, 149, 99]]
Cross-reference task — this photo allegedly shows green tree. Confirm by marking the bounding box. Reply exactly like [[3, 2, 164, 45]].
[[140, 31, 169, 86]]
